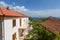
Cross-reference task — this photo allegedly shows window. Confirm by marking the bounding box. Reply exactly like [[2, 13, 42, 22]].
[[13, 19, 16, 27], [12, 33, 16, 40], [20, 19, 21, 26]]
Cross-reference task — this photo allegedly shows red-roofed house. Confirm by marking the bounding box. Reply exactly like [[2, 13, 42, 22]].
[[40, 17, 60, 35], [0, 7, 29, 40]]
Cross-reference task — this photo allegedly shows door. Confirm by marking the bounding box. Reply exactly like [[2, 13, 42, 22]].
[[12, 33, 16, 40]]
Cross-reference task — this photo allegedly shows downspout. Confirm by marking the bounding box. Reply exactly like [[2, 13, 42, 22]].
[[2, 16, 5, 40], [0, 7, 5, 40]]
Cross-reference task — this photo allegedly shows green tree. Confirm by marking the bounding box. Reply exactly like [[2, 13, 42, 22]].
[[54, 33, 60, 40], [24, 17, 60, 40]]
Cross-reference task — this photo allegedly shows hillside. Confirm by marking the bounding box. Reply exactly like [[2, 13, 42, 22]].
[[38, 16, 60, 35]]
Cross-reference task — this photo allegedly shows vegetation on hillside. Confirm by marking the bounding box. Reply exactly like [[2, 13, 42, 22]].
[[24, 17, 60, 40]]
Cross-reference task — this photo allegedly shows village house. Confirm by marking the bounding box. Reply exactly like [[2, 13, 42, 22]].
[[40, 16, 60, 35], [0, 7, 29, 40]]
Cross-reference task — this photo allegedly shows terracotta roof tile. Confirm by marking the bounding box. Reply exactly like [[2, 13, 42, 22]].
[[40, 17, 60, 34], [0, 10, 3, 15], [0, 7, 26, 17]]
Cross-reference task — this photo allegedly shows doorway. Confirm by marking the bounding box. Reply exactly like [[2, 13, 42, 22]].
[[12, 33, 16, 40]]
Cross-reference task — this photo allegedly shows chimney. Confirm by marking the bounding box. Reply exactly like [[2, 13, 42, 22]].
[[6, 6, 9, 10]]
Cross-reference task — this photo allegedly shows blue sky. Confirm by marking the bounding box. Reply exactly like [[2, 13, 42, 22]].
[[0, 0, 60, 17], [1, 0, 60, 10]]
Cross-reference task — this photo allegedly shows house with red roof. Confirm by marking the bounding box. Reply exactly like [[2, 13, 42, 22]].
[[0, 7, 29, 40], [40, 16, 60, 35]]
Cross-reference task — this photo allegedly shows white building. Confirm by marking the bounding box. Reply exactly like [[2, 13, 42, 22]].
[[0, 7, 29, 40]]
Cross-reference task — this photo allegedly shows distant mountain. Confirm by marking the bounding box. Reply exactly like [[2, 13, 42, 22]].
[[36, 16, 60, 23], [32, 17, 40, 20], [32, 16, 60, 20]]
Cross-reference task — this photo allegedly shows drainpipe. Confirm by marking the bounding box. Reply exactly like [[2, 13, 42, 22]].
[[2, 16, 5, 40]]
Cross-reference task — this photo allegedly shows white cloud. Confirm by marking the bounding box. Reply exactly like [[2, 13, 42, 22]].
[[27, 9, 60, 17], [0, 1, 28, 12], [0, 1, 60, 18], [0, 1, 9, 8], [11, 6, 28, 11]]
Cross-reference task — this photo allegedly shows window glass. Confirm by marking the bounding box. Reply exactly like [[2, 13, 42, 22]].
[[13, 19, 16, 27]]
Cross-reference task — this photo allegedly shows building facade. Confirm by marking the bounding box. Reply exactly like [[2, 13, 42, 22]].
[[0, 7, 29, 40]]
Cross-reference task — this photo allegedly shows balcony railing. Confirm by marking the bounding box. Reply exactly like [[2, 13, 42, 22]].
[[20, 24, 29, 29]]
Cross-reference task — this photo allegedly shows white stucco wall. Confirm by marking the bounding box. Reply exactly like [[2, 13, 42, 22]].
[[4, 17, 20, 40], [21, 17, 29, 35], [2, 16, 29, 40], [21, 17, 29, 26]]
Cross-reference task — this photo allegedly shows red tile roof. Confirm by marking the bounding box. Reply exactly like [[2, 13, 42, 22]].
[[0, 7, 26, 17], [40, 17, 60, 34]]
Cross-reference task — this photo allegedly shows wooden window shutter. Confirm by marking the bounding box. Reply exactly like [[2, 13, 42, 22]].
[[20, 19, 21, 26], [13, 19, 16, 27]]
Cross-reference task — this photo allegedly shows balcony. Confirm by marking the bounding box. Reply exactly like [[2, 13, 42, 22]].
[[19, 29, 25, 40], [20, 24, 29, 29]]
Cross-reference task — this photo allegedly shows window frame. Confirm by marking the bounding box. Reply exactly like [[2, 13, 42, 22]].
[[13, 19, 16, 27], [20, 18, 22, 26]]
